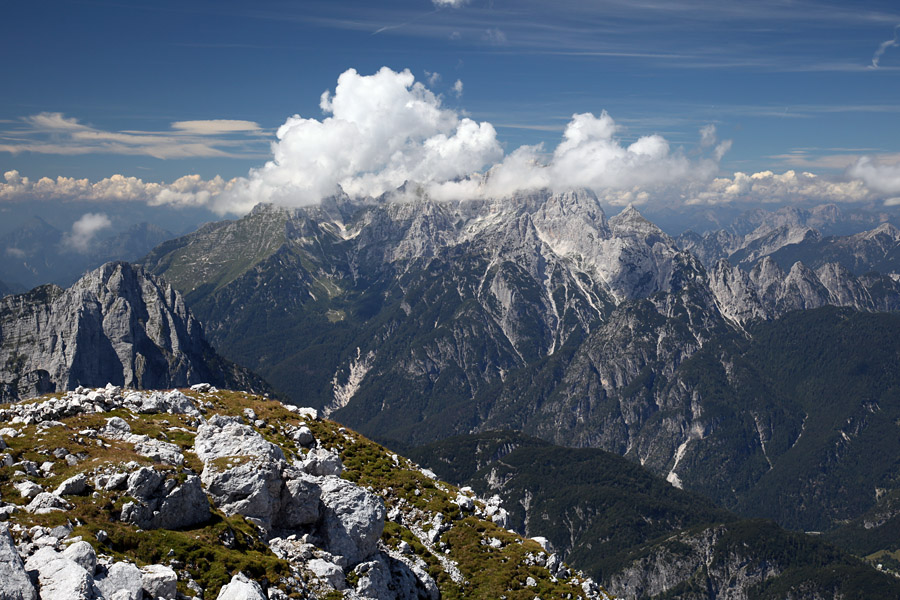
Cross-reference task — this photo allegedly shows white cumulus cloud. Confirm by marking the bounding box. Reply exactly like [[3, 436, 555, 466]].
[[848, 156, 900, 195], [0, 169, 235, 208], [214, 67, 504, 213], [212, 68, 732, 213], [432, 110, 728, 201], [684, 170, 873, 205], [63, 213, 112, 253]]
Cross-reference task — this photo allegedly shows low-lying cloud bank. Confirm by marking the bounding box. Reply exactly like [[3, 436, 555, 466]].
[[1, 67, 898, 214], [0, 170, 232, 208]]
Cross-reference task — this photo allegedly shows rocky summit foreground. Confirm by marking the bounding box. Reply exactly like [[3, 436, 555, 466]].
[[0, 384, 609, 600]]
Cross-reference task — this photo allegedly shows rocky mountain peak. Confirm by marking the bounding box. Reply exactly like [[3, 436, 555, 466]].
[[249, 202, 291, 218], [0, 261, 265, 402], [608, 204, 668, 240], [859, 221, 900, 241]]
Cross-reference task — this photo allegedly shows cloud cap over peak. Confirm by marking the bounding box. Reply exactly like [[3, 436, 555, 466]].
[[213, 67, 731, 214]]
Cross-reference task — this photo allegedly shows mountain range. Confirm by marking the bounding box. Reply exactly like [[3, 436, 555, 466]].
[[138, 189, 900, 585], [6, 187, 900, 598]]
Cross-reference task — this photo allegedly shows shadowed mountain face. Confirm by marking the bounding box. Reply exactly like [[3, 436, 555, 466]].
[[0, 261, 269, 401], [143, 189, 900, 539], [407, 430, 900, 600]]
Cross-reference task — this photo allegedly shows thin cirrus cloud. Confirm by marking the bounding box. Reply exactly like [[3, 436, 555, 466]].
[[0, 113, 267, 160], [244, 1, 900, 72], [870, 24, 900, 69], [170, 120, 264, 135]]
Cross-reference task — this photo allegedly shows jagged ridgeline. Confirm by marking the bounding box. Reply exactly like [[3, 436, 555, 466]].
[[0, 261, 269, 402], [142, 191, 900, 509], [0, 386, 608, 599]]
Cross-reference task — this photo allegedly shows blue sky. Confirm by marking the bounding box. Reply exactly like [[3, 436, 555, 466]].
[[1, 0, 899, 217]]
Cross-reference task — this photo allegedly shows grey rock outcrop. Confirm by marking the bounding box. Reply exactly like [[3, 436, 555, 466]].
[[0, 525, 37, 600], [23, 547, 93, 600], [128, 389, 200, 416], [606, 525, 781, 600], [54, 473, 88, 496], [14, 481, 42, 500], [94, 561, 143, 600], [195, 415, 285, 464], [353, 552, 439, 600], [62, 541, 97, 574], [120, 467, 210, 530], [141, 564, 178, 600], [215, 572, 267, 600], [318, 477, 385, 567], [709, 256, 900, 325], [196, 415, 321, 530], [201, 455, 288, 528], [25, 493, 71, 514], [307, 558, 346, 590], [132, 438, 184, 466], [0, 384, 614, 600], [300, 447, 343, 477]]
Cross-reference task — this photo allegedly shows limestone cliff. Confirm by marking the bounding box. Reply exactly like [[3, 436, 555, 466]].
[[0, 262, 266, 401]]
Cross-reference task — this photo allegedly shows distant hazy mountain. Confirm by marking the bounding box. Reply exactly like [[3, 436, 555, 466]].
[[676, 203, 897, 270], [0, 278, 22, 297], [0, 261, 268, 401], [0, 217, 174, 288]]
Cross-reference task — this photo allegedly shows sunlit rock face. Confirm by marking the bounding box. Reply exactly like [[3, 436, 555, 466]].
[[0, 261, 267, 401]]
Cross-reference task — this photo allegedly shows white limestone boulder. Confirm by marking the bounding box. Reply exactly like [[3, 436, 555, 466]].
[[318, 477, 385, 567], [0, 525, 37, 600], [62, 540, 97, 574], [24, 547, 92, 600], [120, 467, 210, 530], [14, 481, 42, 500], [141, 564, 178, 600], [94, 561, 143, 600], [300, 447, 343, 477], [25, 492, 71, 514], [216, 572, 267, 600], [194, 415, 284, 463], [54, 473, 88, 496]]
